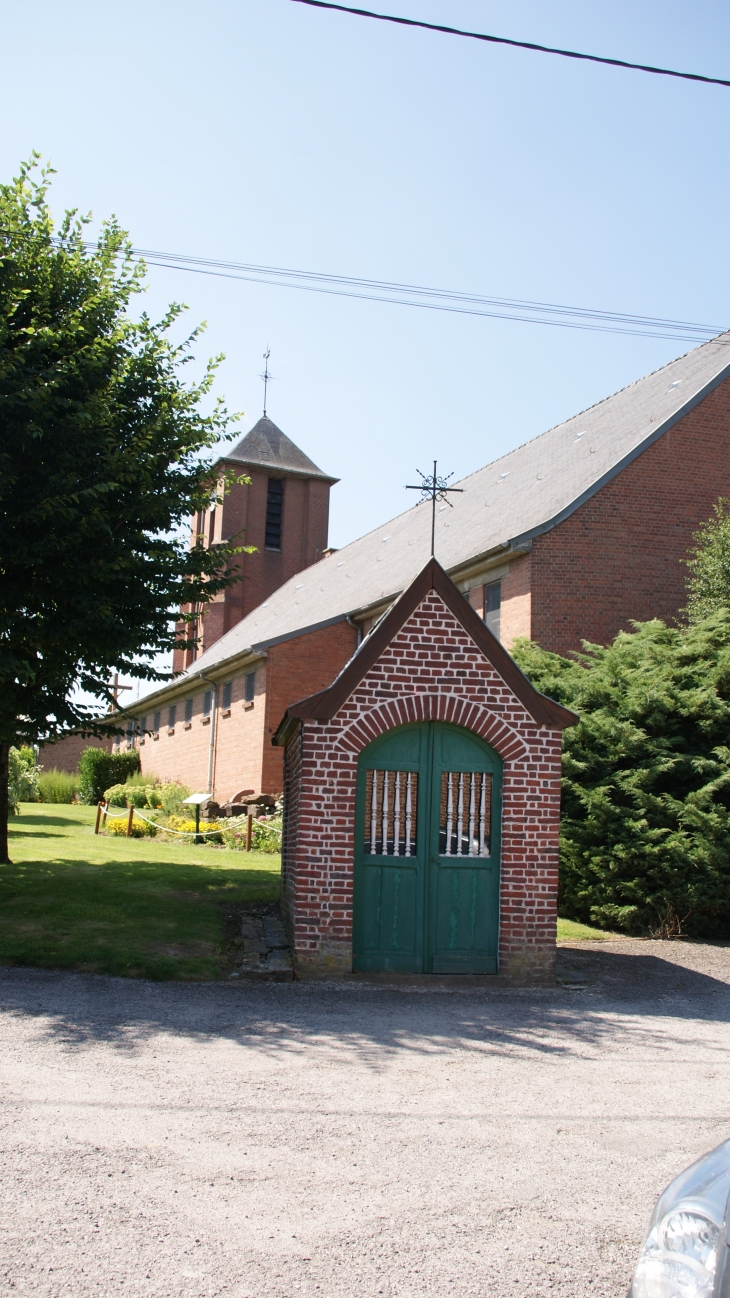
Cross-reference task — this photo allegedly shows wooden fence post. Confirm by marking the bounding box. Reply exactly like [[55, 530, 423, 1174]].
[[246, 813, 253, 852], [127, 805, 134, 838], [95, 802, 103, 835]]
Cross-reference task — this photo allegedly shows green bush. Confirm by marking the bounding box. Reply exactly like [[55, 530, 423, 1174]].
[[158, 782, 190, 814], [513, 611, 730, 939], [221, 815, 282, 854], [8, 746, 40, 812], [103, 783, 128, 807], [78, 747, 140, 804], [37, 768, 79, 804]]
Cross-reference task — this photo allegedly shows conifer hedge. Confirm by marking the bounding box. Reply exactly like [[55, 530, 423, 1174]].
[[512, 613, 730, 938]]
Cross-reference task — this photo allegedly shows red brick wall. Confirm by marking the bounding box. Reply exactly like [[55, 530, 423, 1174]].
[[531, 377, 730, 656], [282, 591, 563, 983], [39, 731, 113, 774], [262, 620, 360, 794], [135, 665, 266, 802], [175, 466, 332, 671]]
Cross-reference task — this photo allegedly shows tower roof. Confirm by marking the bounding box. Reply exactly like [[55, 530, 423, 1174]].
[[225, 416, 338, 482]]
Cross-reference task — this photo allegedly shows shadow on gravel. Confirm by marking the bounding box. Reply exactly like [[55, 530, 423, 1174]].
[[2, 941, 730, 1066]]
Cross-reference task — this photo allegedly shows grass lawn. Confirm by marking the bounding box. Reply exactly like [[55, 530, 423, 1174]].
[[557, 917, 618, 942], [1, 803, 281, 980]]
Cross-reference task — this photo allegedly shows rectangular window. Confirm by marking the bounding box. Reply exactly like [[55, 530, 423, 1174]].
[[245, 671, 256, 703], [126, 723, 135, 750], [168, 704, 176, 730], [202, 690, 212, 718], [153, 711, 161, 736], [140, 716, 147, 743], [484, 580, 501, 641], [184, 697, 193, 724], [265, 479, 283, 550], [222, 681, 232, 711]]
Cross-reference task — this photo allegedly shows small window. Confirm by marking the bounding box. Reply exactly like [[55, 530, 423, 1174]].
[[202, 690, 212, 718], [168, 704, 176, 730], [222, 681, 232, 711], [153, 711, 161, 735], [184, 697, 193, 724], [245, 671, 256, 703], [126, 723, 135, 750], [140, 716, 147, 742], [484, 580, 501, 641], [265, 479, 283, 550]]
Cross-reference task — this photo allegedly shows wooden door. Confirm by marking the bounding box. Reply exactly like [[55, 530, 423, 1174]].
[[427, 725, 501, 973], [353, 722, 501, 974]]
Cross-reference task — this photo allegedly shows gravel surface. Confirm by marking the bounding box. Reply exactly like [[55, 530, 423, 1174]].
[[3, 939, 730, 1298]]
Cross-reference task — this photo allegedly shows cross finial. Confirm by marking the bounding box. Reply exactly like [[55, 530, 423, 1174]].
[[405, 460, 463, 557], [260, 347, 273, 417]]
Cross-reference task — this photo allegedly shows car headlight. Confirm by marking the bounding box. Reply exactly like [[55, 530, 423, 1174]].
[[632, 1206, 720, 1298]]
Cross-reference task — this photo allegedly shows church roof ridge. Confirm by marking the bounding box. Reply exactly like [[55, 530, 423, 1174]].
[[224, 415, 338, 482]]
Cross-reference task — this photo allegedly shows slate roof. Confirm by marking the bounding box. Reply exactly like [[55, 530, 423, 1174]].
[[136, 332, 730, 703], [225, 416, 338, 482]]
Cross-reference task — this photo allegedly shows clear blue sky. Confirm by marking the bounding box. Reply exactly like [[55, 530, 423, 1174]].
[[3, 0, 729, 554]]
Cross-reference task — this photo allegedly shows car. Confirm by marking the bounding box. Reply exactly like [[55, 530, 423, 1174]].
[[629, 1139, 730, 1297]]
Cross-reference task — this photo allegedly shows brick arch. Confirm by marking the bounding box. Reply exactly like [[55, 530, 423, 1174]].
[[334, 694, 530, 764]]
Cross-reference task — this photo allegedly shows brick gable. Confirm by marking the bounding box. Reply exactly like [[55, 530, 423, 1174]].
[[281, 587, 568, 983]]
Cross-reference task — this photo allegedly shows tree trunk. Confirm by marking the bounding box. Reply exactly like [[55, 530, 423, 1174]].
[[0, 743, 10, 865]]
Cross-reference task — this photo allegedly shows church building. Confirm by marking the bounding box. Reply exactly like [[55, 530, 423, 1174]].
[[116, 332, 730, 805]]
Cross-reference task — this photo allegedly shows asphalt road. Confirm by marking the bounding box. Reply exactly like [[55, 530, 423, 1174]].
[[3, 939, 730, 1298]]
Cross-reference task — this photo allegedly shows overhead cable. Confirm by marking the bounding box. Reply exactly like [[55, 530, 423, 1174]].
[[99, 244, 724, 343], [289, 0, 730, 89]]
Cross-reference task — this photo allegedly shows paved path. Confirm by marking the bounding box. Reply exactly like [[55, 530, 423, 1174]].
[[3, 940, 730, 1298]]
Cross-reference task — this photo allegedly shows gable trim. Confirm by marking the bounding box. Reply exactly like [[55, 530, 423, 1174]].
[[274, 558, 578, 739]]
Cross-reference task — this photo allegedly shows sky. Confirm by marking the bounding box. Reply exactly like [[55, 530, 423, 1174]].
[[3, 0, 730, 693]]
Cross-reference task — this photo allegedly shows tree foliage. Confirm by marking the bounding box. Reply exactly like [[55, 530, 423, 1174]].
[[685, 498, 730, 621], [512, 614, 730, 938], [0, 158, 249, 859]]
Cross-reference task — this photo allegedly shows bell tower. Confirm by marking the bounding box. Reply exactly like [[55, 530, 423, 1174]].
[[174, 417, 338, 670]]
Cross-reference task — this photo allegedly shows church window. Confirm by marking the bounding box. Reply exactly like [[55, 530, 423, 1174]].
[[140, 716, 147, 744], [153, 711, 161, 736], [202, 690, 212, 718], [168, 705, 176, 731], [222, 681, 232, 711], [184, 698, 193, 724], [265, 479, 283, 550], [484, 580, 501, 640], [245, 671, 256, 703]]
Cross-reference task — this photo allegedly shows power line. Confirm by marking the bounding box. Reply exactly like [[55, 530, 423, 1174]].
[[106, 244, 723, 343], [289, 0, 730, 89]]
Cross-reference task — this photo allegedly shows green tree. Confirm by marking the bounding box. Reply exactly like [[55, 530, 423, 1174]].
[[512, 614, 730, 938], [0, 157, 250, 862], [685, 498, 730, 621]]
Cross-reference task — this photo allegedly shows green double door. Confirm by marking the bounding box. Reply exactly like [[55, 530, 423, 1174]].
[[353, 721, 502, 974]]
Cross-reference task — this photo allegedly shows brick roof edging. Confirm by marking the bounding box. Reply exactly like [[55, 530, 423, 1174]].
[[333, 693, 530, 764], [274, 557, 578, 743]]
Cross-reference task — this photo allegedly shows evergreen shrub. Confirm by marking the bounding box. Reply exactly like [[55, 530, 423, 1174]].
[[78, 748, 140, 803], [512, 611, 730, 938]]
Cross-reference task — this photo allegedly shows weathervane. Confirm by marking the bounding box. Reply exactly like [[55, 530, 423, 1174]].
[[406, 460, 463, 557], [260, 347, 273, 416]]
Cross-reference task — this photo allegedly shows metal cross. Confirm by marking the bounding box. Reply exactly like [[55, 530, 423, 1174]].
[[405, 460, 463, 557], [260, 347, 273, 416]]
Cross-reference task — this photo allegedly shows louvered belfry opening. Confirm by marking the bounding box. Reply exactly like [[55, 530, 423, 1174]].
[[265, 478, 283, 550], [439, 771, 492, 858], [364, 769, 419, 857]]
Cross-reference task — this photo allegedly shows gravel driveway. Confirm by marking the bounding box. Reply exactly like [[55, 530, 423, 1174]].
[[3, 940, 730, 1298]]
